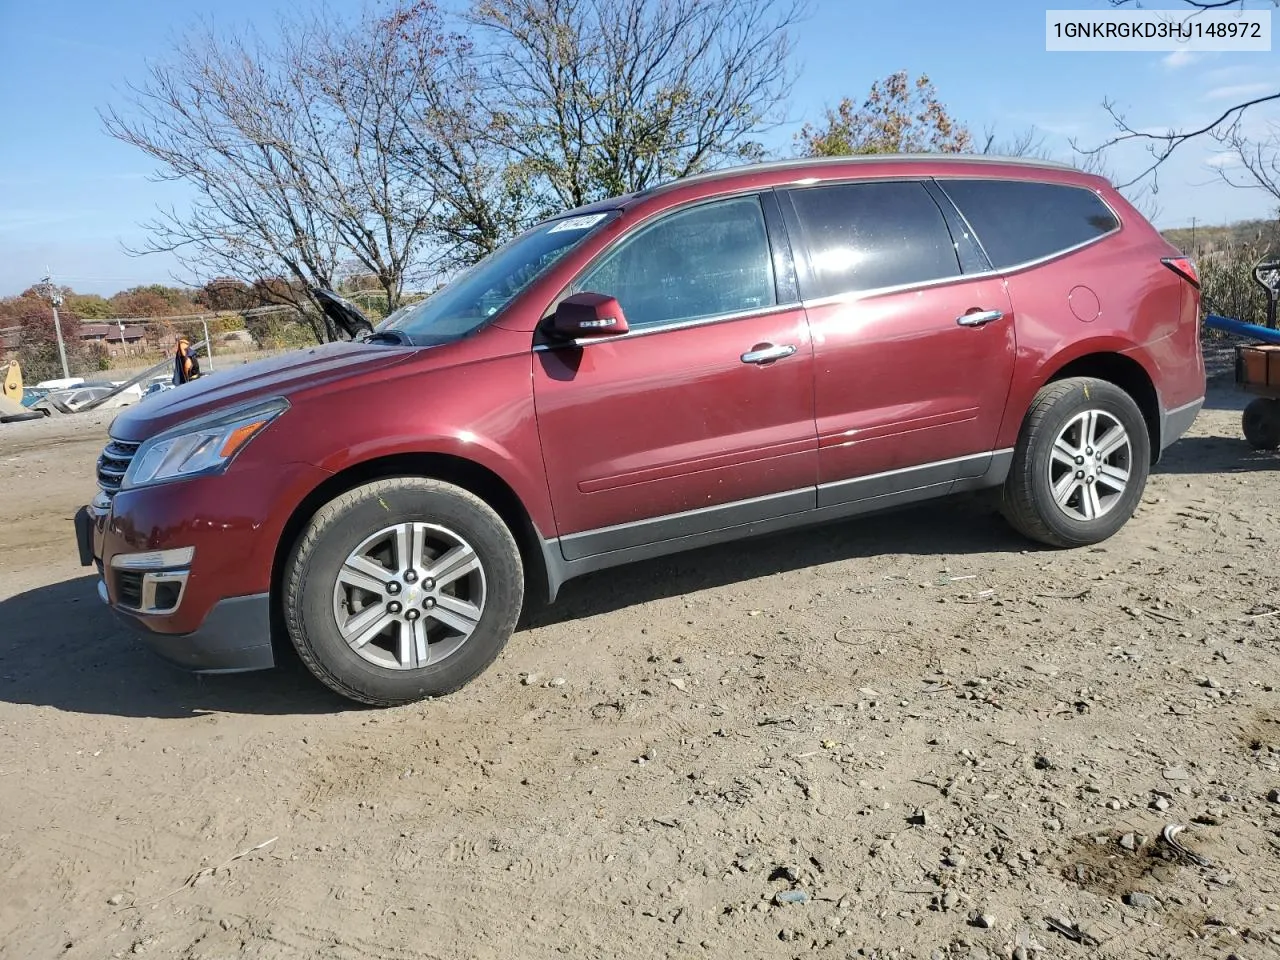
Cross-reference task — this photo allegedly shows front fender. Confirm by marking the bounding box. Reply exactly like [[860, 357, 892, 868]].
[[285, 349, 558, 537], [313, 429, 557, 538]]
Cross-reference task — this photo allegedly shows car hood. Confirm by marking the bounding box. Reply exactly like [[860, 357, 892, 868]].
[[108, 340, 416, 442]]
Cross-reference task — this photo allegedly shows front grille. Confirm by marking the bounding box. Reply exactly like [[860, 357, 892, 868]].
[[97, 439, 140, 498]]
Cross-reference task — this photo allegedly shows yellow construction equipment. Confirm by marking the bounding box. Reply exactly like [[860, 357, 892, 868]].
[[1, 360, 21, 403]]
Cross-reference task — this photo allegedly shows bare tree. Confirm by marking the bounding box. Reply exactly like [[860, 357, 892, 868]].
[[465, 0, 806, 211], [1213, 120, 1280, 206], [978, 125, 1051, 159], [102, 2, 466, 339], [296, 5, 455, 307], [389, 22, 546, 268], [1078, 0, 1279, 194]]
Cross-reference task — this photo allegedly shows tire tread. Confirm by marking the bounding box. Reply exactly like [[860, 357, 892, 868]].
[[282, 477, 522, 706], [1000, 376, 1147, 548]]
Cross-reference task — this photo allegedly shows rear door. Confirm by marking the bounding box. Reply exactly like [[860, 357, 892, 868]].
[[533, 192, 818, 560], [778, 179, 1018, 507]]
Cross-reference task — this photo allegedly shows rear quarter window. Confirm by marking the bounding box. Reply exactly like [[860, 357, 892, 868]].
[[937, 179, 1120, 270]]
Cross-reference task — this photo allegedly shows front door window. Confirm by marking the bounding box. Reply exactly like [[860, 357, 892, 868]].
[[573, 196, 777, 330]]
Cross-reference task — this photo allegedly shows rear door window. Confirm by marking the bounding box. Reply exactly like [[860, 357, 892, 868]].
[[936, 178, 1120, 269], [783, 181, 962, 299]]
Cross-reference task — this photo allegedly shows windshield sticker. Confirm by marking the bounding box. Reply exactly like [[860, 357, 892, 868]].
[[547, 213, 608, 233]]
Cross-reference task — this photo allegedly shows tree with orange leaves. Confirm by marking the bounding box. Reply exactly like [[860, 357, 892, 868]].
[[796, 71, 973, 158]]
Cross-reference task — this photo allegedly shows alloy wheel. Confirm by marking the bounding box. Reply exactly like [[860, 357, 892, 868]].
[[331, 522, 487, 670], [1048, 409, 1132, 522]]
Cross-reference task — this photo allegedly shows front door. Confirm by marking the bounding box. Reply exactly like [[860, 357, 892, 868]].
[[779, 179, 1018, 507], [533, 194, 818, 560]]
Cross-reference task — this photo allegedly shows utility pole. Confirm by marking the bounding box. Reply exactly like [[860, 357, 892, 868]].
[[1190, 217, 1198, 255], [38, 273, 71, 381], [200, 317, 214, 371]]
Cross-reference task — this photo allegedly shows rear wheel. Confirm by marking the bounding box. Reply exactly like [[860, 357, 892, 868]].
[[1000, 376, 1150, 548], [1242, 397, 1280, 450], [283, 478, 524, 706]]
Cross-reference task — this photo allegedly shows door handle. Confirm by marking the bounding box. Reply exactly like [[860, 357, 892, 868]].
[[741, 343, 797, 364], [956, 309, 1004, 327]]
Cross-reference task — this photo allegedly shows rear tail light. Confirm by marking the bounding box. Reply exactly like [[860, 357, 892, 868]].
[[1162, 256, 1200, 288]]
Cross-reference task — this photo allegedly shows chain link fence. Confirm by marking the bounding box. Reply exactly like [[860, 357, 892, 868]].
[[0, 305, 322, 385]]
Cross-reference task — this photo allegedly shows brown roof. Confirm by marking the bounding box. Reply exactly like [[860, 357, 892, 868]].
[[79, 324, 147, 342]]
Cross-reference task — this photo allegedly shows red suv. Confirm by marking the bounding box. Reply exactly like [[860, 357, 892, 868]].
[[73, 155, 1205, 705]]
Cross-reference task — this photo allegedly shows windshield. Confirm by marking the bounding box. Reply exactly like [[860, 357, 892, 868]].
[[383, 210, 620, 344]]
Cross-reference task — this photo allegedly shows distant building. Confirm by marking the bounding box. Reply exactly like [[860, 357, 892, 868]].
[[79, 323, 149, 356]]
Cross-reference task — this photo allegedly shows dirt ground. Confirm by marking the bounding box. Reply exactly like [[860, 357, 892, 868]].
[[0, 353, 1277, 960]]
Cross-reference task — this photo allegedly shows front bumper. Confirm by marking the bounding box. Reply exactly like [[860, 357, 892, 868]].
[[97, 579, 275, 673], [76, 504, 274, 673], [72, 460, 331, 674]]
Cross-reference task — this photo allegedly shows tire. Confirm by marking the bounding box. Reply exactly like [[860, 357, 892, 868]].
[[1242, 398, 1280, 450], [282, 477, 524, 706], [1000, 376, 1150, 548]]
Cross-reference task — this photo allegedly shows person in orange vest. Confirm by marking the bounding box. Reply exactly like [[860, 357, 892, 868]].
[[173, 336, 201, 385]]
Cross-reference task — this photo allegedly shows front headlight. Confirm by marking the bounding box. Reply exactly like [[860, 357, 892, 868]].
[[123, 397, 290, 490]]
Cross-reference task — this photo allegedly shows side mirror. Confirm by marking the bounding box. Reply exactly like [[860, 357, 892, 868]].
[[551, 292, 629, 339]]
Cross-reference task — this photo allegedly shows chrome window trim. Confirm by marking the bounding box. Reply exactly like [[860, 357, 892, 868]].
[[796, 226, 1121, 311], [798, 269, 1001, 310], [535, 220, 1120, 341], [931, 177, 1123, 267], [535, 173, 1121, 342]]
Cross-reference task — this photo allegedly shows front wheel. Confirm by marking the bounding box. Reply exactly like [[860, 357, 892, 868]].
[[1000, 377, 1150, 548], [282, 478, 524, 706]]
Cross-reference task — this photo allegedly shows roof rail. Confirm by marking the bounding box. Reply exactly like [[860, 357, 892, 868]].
[[640, 153, 1081, 197]]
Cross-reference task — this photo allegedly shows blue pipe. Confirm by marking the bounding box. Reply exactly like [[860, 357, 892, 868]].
[[1204, 313, 1280, 345]]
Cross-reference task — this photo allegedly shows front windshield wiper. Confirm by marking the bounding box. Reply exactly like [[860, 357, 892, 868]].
[[359, 329, 412, 346]]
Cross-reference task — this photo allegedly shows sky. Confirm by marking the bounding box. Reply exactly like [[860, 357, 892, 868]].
[[0, 0, 1278, 297]]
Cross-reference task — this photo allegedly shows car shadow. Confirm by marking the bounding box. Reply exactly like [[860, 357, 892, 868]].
[[0, 575, 351, 719], [2, 494, 1029, 718], [1149, 373, 1279, 473], [531, 425, 1280, 627], [7, 430, 1266, 719], [1155, 433, 1280, 475], [1201, 383, 1251, 414], [524, 493, 1036, 629]]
